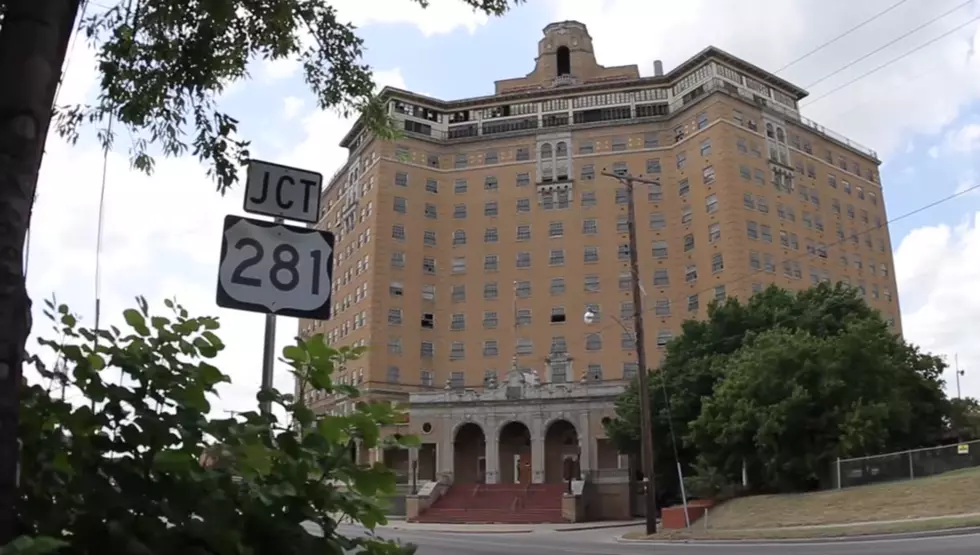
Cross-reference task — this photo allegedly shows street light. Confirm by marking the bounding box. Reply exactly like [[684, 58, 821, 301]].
[[955, 354, 966, 399]]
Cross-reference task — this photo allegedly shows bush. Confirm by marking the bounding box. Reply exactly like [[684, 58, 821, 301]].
[[15, 295, 416, 555]]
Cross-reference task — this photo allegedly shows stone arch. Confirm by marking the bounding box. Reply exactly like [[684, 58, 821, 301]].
[[453, 421, 486, 484], [556, 45, 571, 76], [544, 419, 580, 483], [498, 420, 532, 485]]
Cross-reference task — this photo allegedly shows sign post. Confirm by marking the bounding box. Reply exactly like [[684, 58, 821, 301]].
[[216, 160, 329, 415]]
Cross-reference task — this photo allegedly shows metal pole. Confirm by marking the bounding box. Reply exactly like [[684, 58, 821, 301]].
[[657, 364, 689, 527], [677, 461, 690, 528], [955, 354, 962, 399], [836, 457, 842, 489], [908, 450, 914, 480], [259, 217, 284, 415], [411, 459, 418, 495], [603, 170, 659, 535]]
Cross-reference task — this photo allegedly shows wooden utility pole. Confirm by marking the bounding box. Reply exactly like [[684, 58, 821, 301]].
[[0, 0, 84, 543], [601, 169, 660, 535]]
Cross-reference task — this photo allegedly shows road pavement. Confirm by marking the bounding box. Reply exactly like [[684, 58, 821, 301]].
[[338, 524, 980, 555]]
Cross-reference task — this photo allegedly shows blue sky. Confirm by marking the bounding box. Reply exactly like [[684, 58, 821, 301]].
[[24, 0, 980, 411]]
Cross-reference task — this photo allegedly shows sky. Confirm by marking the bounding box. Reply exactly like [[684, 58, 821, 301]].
[[24, 0, 980, 416]]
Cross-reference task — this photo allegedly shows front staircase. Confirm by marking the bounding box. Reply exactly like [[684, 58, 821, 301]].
[[412, 483, 567, 524]]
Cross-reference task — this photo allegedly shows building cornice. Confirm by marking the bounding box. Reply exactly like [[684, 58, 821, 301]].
[[340, 46, 808, 147]]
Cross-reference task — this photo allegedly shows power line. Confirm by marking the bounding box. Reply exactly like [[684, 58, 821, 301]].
[[775, 0, 912, 73], [803, 0, 973, 91], [802, 14, 980, 108], [591, 180, 980, 341], [50, 0, 92, 109]]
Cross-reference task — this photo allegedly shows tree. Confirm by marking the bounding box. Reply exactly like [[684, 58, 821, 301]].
[[18, 295, 417, 554], [0, 0, 524, 542], [948, 397, 980, 441], [605, 283, 948, 498], [689, 320, 947, 493]]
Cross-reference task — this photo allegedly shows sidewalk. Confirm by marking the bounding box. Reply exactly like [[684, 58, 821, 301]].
[[380, 519, 644, 534], [615, 512, 980, 542]]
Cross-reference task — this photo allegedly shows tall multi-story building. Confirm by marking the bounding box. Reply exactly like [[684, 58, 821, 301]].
[[298, 21, 900, 521]]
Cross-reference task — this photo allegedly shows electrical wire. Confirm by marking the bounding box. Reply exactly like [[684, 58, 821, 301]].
[[802, 14, 980, 108], [591, 180, 980, 342], [775, 0, 912, 73], [803, 0, 974, 91]]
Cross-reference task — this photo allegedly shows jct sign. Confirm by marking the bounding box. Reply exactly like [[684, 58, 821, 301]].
[[243, 159, 323, 224]]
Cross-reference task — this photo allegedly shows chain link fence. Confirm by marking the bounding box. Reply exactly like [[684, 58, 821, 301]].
[[833, 439, 980, 489]]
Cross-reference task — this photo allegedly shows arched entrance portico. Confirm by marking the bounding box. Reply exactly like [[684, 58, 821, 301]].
[[499, 421, 532, 484], [544, 419, 580, 484], [346, 439, 358, 463], [453, 422, 486, 484]]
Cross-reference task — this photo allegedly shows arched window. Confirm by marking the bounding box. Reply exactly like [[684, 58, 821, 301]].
[[555, 141, 568, 158], [556, 46, 571, 76], [541, 143, 553, 159], [766, 123, 775, 139], [776, 128, 785, 143]]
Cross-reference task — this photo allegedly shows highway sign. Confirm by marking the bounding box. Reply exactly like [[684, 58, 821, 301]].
[[243, 159, 323, 224], [215, 214, 334, 319]]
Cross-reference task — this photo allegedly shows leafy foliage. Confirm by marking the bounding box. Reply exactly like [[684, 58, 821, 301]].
[[606, 283, 950, 496], [19, 296, 416, 555], [53, 0, 525, 191], [948, 397, 980, 441]]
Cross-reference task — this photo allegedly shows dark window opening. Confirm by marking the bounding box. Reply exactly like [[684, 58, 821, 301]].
[[550, 313, 566, 324], [556, 46, 571, 76], [421, 313, 434, 329]]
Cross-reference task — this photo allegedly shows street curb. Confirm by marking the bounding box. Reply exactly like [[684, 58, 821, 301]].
[[614, 525, 980, 545], [388, 527, 534, 534], [555, 522, 642, 532]]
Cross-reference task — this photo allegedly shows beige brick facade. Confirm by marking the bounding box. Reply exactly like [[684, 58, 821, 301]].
[[298, 21, 899, 497]]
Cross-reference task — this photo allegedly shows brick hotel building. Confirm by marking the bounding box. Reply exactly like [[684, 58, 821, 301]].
[[297, 21, 901, 522]]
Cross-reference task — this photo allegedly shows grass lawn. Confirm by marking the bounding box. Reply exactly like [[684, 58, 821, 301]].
[[625, 466, 980, 540]]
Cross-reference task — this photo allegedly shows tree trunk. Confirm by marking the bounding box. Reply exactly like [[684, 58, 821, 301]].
[[0, 0, 82, 543]]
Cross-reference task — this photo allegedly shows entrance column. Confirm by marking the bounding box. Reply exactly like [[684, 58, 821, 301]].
[[440, 422, 454, 481], [578, 413, 593, 476], [408, 447, 419, 484], [485, 429, 499, 484], [531, 434, 545, 484]]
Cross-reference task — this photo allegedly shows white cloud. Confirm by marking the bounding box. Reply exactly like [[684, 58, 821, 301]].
[[262, 57, 302, 82], [955, 171, 979, 195], [283, 96, 305, 120], [546, 0, 980, 158], [929, 145, 941, 159], [333, 0, 492, 37], [896, 213, 980, 400], [944, 122, 980, 153], [258, 0, 493, 82], [26, 26, 406, 414]]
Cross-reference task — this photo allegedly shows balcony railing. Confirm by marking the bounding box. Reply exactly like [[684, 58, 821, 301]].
[[394, 77, 879, 161]]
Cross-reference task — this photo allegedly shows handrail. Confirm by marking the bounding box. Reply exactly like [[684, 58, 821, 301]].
[[396, 77, 879, 162]]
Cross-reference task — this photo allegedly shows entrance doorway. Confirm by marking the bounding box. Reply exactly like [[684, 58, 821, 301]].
[[453, 422, 486, 484], [499, 421, 532, 484]]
